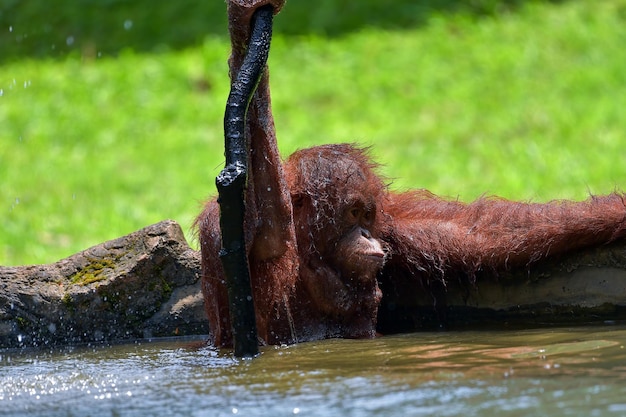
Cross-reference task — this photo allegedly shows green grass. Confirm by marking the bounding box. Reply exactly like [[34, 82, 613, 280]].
[[1, 0, 625, 266]]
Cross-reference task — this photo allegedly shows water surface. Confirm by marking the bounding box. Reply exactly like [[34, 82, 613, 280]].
[[2, 325, 626, 416]]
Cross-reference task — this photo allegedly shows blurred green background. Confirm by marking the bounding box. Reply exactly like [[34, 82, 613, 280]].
[[1, 0, 625, 265]]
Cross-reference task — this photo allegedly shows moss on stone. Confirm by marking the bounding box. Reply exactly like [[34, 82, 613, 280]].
[[15, 316, 28, 329], [61, 292, 76, 313], [70, 257, 117, 286]]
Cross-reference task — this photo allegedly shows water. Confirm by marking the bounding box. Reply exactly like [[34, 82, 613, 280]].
[[2, 325, 626, 416]]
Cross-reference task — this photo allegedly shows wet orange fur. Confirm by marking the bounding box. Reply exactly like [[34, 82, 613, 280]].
[[197, 144, 626, 346]]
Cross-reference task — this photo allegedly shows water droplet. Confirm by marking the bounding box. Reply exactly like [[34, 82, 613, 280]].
[[9, 26, 12, 32], [0, 89, 3, 96], [123, 20, 133, 30], [66, 36, 74, 46], [17, 334, 23, 343]]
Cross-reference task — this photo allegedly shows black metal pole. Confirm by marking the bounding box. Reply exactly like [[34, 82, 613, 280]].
[[216, 5, 274, 358]]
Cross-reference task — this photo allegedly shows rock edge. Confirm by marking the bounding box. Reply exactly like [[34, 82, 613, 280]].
[[0, 220, 207, 349], [2, 220, 626, 349]]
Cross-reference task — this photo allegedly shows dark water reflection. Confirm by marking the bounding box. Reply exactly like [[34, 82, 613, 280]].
[[2, 325, 626, 416]]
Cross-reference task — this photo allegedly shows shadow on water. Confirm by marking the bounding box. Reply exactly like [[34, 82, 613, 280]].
[[0, 0, 570, 62]]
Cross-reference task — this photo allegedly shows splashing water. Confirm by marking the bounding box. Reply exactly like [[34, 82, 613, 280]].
[[2, 326, 626, 416]]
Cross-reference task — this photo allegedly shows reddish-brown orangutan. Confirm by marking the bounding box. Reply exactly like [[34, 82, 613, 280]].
[[196, 143, 626, 347], [197, 144, 388, 346], [199, 0, 626, 348]]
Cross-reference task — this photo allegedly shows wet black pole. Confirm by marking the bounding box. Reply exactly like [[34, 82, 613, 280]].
[[216, 5, 274, 358]]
